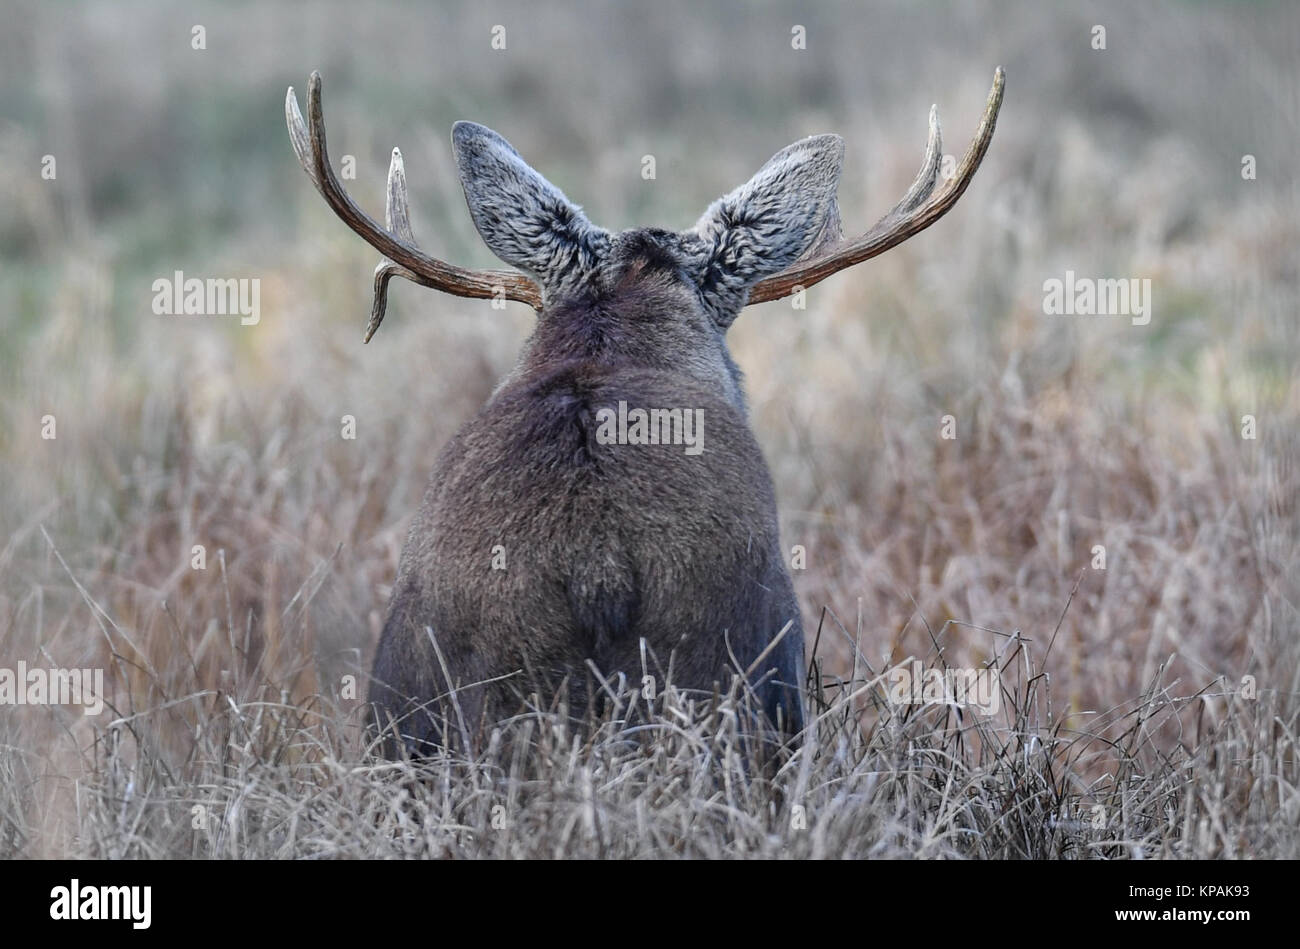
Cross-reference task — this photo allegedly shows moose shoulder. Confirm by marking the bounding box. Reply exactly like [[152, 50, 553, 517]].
[[285, 70, 1004, 756]]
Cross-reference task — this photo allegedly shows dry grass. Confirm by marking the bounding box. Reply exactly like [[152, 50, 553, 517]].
[[5, 568, 1296, 859], [1, 0, 1297, 858]]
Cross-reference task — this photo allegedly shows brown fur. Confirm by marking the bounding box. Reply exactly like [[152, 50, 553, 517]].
[[368, 244, 805, 755]]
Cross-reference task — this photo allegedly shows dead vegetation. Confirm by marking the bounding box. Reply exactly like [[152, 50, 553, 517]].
[[0, 0, 1296, 857]]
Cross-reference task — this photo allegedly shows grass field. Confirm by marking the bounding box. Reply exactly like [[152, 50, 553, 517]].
[[0, 0, 1296, 858]]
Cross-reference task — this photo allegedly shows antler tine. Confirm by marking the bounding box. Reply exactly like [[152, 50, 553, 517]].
[[385, 147, 415, 244], [747, 66, 1005, 306], [285, 86, 322, 195], [365, 148, 419, 343], [891, 104, 942, 217], [285, 71, 543, 341]]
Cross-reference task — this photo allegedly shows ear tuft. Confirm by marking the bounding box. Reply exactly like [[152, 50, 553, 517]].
[[686, 133, 844, 326], [452, 122, 608, 296]]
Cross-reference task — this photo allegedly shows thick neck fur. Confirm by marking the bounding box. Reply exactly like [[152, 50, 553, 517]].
[[493, 236, 749, 416]]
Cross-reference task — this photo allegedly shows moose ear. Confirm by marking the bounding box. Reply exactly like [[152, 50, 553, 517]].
[[686, 133, 844, 326], [451, 122, 608, 296]]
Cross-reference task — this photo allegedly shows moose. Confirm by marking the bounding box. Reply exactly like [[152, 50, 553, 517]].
[[285, 69, 1004, 756]]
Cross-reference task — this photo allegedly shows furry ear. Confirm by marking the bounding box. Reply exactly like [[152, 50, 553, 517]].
[[452, 121, 608, 296], [685, 133, 844, 327]]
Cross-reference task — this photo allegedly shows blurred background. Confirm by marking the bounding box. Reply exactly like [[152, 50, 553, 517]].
[[0, 0, 1296, 851]]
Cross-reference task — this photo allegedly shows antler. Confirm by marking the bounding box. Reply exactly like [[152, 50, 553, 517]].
[[285, 71, 542, 342], [747, 67, 1005, 306]]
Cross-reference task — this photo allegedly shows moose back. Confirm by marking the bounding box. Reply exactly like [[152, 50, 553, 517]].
[[285, 69, 1004, 755]]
